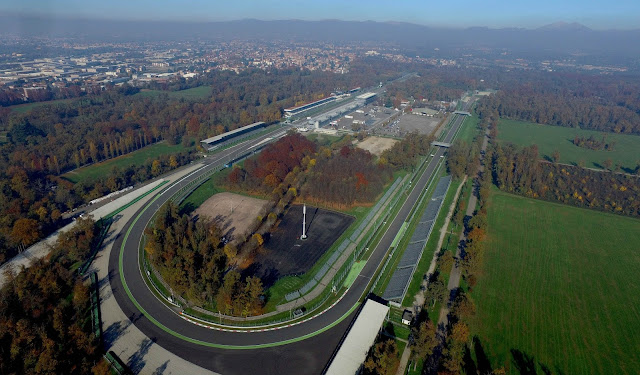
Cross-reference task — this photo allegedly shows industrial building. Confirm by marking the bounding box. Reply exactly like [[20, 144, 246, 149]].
[[200, 121, 266, 151], [356, 92, 377, 105]]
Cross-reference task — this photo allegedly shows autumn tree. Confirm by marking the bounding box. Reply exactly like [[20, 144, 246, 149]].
[[410, 320, 438, 361], [425, 273, 448, 308], [363, 339, 399, 375], [10, 218, 41, 251]]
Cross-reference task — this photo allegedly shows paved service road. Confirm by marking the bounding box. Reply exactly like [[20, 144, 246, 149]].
[[108, 110, 469, 374]]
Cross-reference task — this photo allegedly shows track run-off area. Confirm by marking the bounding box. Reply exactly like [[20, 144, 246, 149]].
[[107, 109, 470, 373]]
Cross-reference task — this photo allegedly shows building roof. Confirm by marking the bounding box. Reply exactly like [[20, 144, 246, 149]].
[[412, 107, 439, 115], [325, 299, 389, 375], [200, 122, 265, 144], [357, 92, 377, 100]]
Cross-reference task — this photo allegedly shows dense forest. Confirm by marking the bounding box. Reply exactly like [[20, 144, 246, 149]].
[[228, 132, 316, 195], [0, 217, 104, 374], [380, 132, 435, 170], [305, 146, 392, 208], [478, 72, 640, 134], [144, 202, 264, 316]]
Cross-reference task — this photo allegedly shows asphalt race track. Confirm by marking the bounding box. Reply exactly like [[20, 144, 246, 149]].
[[108, 110, 469, 374]]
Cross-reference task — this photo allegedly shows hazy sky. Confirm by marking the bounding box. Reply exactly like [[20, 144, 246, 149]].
[[2, 0, 639, 29]]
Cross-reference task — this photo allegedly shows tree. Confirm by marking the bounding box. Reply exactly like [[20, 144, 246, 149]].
[[603, 158, 613, 171], [223, 243, 237, 260], [551, 150, 560, 163], [151, 159, 162, 176], [89, 141, 99, 162], [410, 321, 437, 361], [439, 251, 455, 273], [425, 273, 448, 308], [451, 322, 470, 344], [364, 339, 399, 375], [11, 218, 41, 251], [169, 155, 178, 169]]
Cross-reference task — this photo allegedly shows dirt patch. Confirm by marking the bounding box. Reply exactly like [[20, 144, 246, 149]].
[[193, 192, 270, 242], [356, 136, 398, 156]]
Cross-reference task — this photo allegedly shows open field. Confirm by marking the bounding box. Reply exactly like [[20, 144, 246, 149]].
[[62, 142, 189, 183], [456, 106, 480, 143], [498, 119, 640, 172], [8, 98, 78, 113], [193, 192, 270, 242], [246, 205, 354, 288], [356, 136, 398, 156], [469, 190, 640, 374], [134, 86, 212, 100]]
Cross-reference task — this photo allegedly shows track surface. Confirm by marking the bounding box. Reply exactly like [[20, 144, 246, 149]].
[[108, 112, 467, 374]]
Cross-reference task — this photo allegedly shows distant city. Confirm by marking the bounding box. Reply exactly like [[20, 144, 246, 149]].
[[0, 34, 629, 104]]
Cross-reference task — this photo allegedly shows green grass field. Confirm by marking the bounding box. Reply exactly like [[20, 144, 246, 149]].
[[134, 86, 212, 100], [8, 98, 78, 114], [498, 119, 640, 172], [456, 107, 480, 143], [469, 190, 640, 374], [63, 142, 189, 183]]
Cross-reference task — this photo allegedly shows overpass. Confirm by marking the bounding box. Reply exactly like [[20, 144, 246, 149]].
[[432, 141, 452, 148]]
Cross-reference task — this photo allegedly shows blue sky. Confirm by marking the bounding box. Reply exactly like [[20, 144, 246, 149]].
[[2, 0, 639, 29]]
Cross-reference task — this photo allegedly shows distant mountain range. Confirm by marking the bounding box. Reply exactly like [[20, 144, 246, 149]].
[[1, 15, 639, 61]]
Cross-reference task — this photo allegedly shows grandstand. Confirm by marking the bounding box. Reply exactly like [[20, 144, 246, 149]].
[[284, 96, 337, 118], [382, 176, 451, 303], [200, 121, 266, 151]]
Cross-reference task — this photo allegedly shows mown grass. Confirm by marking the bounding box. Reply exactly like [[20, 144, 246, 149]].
[[8, 97, 78, 113], [178, 168, 229, 214], [62, 142, 189, 183], [469, 190, 640, 374], [456, 106, 480, 143], [498, 119, 640, 172]]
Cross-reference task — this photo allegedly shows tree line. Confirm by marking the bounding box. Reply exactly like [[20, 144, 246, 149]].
[[477, 72, 640, 135], [490, 143, 640, 218], [573, 134, 616, 151]]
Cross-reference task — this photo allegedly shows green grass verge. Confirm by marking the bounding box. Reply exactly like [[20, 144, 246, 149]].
[[62, 142, 190, 183], [343, 260, 366, 288], [469, 189, 640, 374], [498, 118, 640, 172], [456, 106, 480, 143], [8, 98, 78, 113], [134, 86, 212, 100], [178, 171, 227, 214]]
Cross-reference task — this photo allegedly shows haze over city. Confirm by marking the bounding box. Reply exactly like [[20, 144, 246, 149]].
[[1, 0, 640, 29]]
